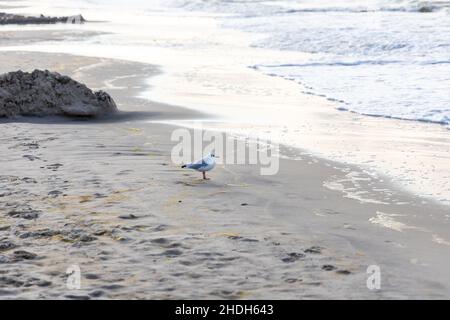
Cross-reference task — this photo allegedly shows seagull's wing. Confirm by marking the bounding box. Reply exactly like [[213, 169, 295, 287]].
[[186, 160, 207, 170]]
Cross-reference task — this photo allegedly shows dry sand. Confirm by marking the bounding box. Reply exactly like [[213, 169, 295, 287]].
[[0, 51, 449, 299]]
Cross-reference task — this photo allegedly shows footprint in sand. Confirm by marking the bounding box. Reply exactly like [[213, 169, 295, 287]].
[[282, 252, 305, 263]]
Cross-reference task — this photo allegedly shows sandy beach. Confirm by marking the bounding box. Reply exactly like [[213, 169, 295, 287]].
[[0, 50, 449, 299], [1, 0, 450, 300]]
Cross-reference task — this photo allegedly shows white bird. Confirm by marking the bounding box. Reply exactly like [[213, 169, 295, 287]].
[[181, 152, 218, 180]]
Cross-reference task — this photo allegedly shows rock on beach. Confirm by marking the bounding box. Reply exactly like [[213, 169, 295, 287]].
[[0, 70, 117, 118]]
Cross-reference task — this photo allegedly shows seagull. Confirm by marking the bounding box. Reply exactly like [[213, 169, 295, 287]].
[[181, 152, 218, 180]]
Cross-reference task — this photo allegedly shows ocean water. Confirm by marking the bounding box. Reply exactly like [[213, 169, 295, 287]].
[[4, 0, 450, 125], [13, 0, 450, 125], [166, 0, 450, 126]]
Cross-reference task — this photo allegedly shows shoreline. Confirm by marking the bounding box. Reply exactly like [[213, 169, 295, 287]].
[[1, 50, 449, 299], [0, 7, 446, 208]]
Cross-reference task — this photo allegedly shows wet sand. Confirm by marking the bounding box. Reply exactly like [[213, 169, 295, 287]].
[[0, 51, 449, 299], [0, 30, 106, 47]]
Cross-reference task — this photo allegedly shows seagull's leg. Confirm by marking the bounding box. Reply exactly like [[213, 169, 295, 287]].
[[203, 172, 206, 180]]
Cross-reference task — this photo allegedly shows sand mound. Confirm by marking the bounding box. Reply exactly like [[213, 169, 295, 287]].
[[0, 70, 117, 118]]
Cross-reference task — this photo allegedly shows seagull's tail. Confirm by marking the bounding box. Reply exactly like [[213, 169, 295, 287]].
[[181, 164, 187, 169]]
